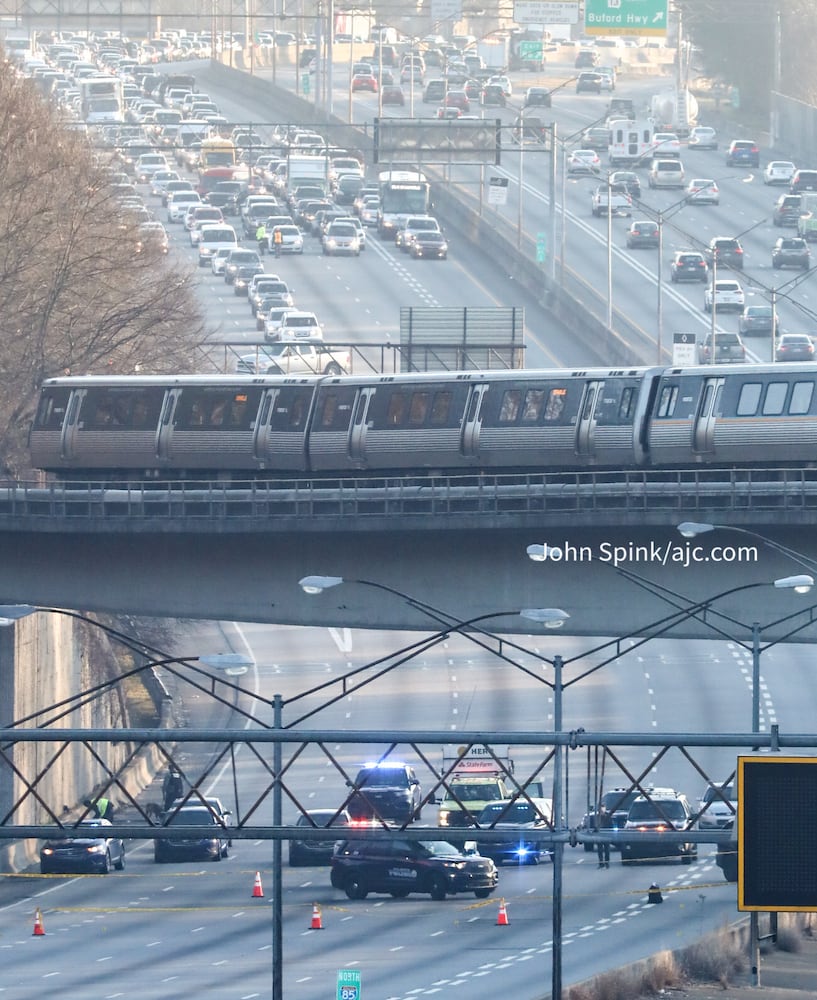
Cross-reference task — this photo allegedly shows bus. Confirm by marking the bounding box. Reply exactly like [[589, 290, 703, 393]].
[[377, 170, 431, 237], [200, 137, 237, 170]]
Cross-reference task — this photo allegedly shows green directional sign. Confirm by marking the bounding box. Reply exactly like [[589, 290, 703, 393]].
[[584, 0, 668, 37], [337, 969, 362, 1000], [519, 40, 543, 60]]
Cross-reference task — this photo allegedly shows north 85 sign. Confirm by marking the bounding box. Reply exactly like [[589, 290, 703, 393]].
[[337, 970, 362, 1000]]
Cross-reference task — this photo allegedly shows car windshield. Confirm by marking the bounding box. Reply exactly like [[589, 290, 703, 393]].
[[628, 800, 687, 822], [478, 802, 540, 822], [703, 784, 735, 803], [165, 808, 216, 826], [357, 768, 409, 787], [418, 841, 463, 856]]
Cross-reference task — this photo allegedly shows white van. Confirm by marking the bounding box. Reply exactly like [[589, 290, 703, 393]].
[[648, 158, 685, 189], [608, 119, 653, 166], [198, 224, 238, 266]]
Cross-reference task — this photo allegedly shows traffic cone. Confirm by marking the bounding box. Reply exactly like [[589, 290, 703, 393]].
[[251, 871, 264, 898], [647, 883, 664, 904], [32, 908, 45, 936], [309, 902, 323, 930], [496, 898, 510, 926]]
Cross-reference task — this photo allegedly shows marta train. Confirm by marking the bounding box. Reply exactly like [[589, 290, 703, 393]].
[[29, 364, 817, 480]]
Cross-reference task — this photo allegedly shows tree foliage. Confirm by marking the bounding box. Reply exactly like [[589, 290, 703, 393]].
[[680, 0, 817, 111], [0, 61, 206, 476]]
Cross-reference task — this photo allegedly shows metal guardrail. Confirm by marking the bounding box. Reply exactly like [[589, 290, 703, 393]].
[[1, 467, 817, 530]]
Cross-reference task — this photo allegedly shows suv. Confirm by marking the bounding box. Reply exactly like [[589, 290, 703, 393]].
[[576, 72, 602, 94], [698, 331, 747, 364], [578, 788, 641, 852], [330, 836, 498, 900], [475, 798, 554, 865], [773, 194, 803, 227], [620, 789, 697, 864], [671, 251, 708, 282], [346, 762, 423, 823], [704, 278, 745, 313], [575, 49, 599, 68], [706, 236, 744, 270], [289, 808, 352, 866], [696, 782, 738, 832], [790, 169, 817, 194], [648, 159, 684, 189], [395, 215, 441, 251], [772, 236, 810, 270], [725, 139, 759, 167], [716, 820, 738, 882]]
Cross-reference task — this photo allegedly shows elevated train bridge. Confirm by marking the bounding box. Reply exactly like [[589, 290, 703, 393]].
[[1, 466, 817, 637]]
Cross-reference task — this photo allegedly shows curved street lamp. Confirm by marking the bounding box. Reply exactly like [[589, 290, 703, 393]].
[[677, 522, 817, 578]]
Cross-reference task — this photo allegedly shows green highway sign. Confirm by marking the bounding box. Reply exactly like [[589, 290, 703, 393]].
[[337, 969, 362, 1000], [519, 40, 543, 59], [584, 0, 668, 36]]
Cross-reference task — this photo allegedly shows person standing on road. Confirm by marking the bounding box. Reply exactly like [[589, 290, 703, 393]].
[[256, 222, 267, 255], [163, 769, 184, 811], [272, 226, 283, 257], [597, 805, 612, 868]]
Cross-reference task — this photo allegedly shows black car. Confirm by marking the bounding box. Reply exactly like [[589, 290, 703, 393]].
[[790, 169, 817, 194], [625, 220, 659, 249], [223, 249, 263, 285], [289, 808, 353, 866], [346, 762, 423, 823], [154, 805, 230, 863], [411, 231, 448, 259], [576, 72, 602, 94], [725, 139, 759, 167], [670, 251, 708, 282], [773, 194, 803, 227], [610, 171, 641, 199], [772, 236, 811, 270], [475, 798, 553, 865], [574, 49, 599, 68], [706, 236, 744, 270], [480, 83, 506, 107], [739, 305, 778, 336], [40, 819, 125, 874], [330, 837, 498, 900], [524, 86, 551, 108], [775, 333, 815, 362]]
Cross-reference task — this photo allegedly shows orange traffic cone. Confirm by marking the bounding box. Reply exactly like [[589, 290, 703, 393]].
[[310, 902, 323, 930], [252, 871, 264, 898], [32, 908, 45, 937], [496, 898, 509, 926]]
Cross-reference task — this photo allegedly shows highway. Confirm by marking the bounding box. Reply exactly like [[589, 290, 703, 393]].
[[5, 52, 817, 1000]]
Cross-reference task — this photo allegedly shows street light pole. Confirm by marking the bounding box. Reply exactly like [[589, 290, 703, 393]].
[[606, 172, 613, 330], [657, 209, 664, 362], [552, 652, 564, 1000]]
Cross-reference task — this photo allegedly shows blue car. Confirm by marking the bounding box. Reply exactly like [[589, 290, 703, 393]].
[[725, 139, 759, 167]]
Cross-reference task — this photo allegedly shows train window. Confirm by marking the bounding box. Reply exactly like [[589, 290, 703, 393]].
[[736, 383, 761, 416], [317, 389, 355, 431], [174, 389, 258, 431], [80, 388, 164, 430], [581, 387, 596, 420], [270, 388, 310, 431], [353, 394, 367, 426], [698, 383, 714, 417], [499, 390, 521, 423], [790, 382, 814, 415], [409, 392, 429, 425], [762, 382, 788, 416], [544, 388, 567, 422], [619, 387, 635, 421], [430, 391, 452, 425], [387, 393, 407, 426], [521, 389, 545, 423], [34, 389, 71, 430], [656, 385, 678, 418]]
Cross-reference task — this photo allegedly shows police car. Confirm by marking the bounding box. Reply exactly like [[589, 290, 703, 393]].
[[330, 837, 498, 900]]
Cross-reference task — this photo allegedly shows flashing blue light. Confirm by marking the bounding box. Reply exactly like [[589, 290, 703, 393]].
[[362, 761, 407, 769]]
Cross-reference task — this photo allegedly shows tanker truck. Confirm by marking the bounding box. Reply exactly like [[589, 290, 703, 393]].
[[650, 89, 698, 137]]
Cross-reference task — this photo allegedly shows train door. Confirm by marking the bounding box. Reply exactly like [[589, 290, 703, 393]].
[[60, 388, 86, 460], [692, 377, 724, 453], [156, 389, 180, 460], [575, 380, 604, 456], [460, 384, 489, 458], [348, 387, 375, 463], [252, 387, 278, 460]]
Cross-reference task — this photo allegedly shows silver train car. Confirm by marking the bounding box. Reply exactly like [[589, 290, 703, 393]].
[[29, 364, 817, 479]]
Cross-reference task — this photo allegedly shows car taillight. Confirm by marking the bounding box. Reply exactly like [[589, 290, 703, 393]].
[[751, 146, 758, 152], [735, 247, 743, 254]]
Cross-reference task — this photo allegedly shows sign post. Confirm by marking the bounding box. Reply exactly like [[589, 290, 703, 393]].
[[584, 0, 668, 37], [337, 969, 362, 1000]]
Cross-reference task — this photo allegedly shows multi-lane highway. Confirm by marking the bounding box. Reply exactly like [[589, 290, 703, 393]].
[[4, 52, 817, 1000]]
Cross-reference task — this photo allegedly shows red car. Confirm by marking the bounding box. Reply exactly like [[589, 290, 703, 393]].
[[381, 85, 405, 106], [444, 90, 470, 112], [351, 72, 377, 92], [437, 106, 461, 119]]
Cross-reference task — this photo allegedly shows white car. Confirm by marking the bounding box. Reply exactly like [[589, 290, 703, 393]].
[[687, 126, 718, 150], [167, 190, 202, 222], [764, 160, 796, 185], [567, 149, 601, 174], [652, 132, 681, 157], [134, 152, 169, 182], [267, 224, 304, 254], [359, 197, 380, 226], [704, 279, 745, 313], [150, 170, 181, 197], [136, 221, 169, 255], [685, 178, 720, 205], [279, 310, 324, 341], [697, 782, 738, 831], [488, 75, 512, 97], [211, 246, 233, 275]]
